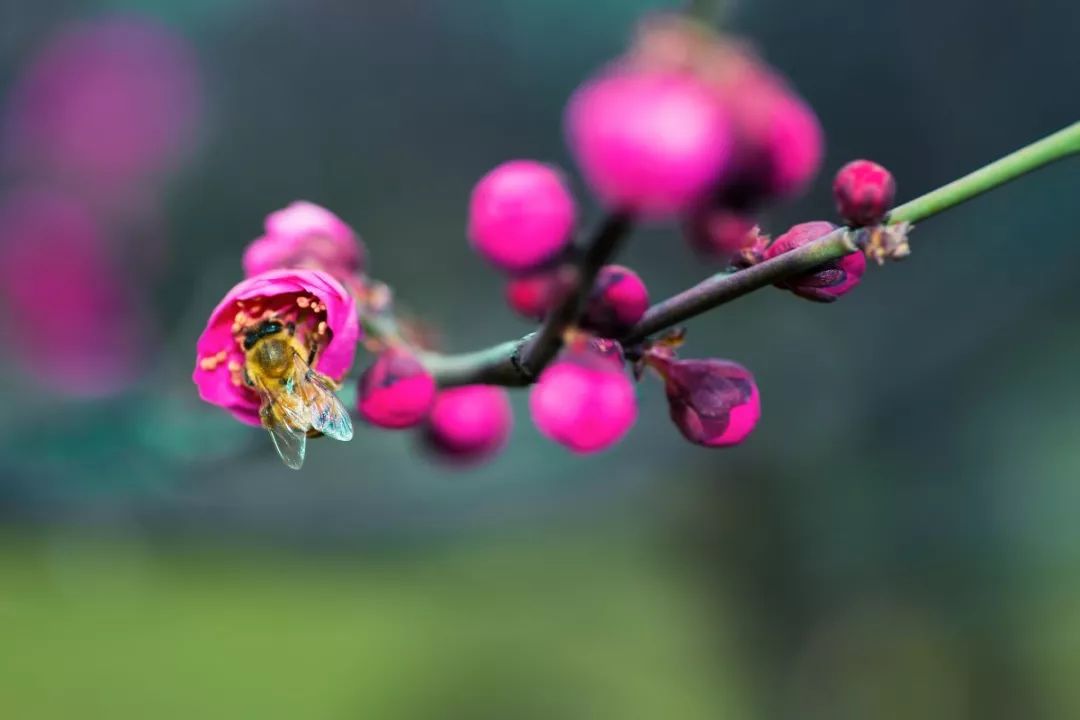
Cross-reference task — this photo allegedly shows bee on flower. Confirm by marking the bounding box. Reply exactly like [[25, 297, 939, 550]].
[[193, 269, 360, 469]]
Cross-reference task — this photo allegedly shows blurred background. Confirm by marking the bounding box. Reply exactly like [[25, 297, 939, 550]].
[[1, 1, 1079, 717]]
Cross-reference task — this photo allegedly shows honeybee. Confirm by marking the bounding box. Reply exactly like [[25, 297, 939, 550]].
[[242, 319, 353, 469]]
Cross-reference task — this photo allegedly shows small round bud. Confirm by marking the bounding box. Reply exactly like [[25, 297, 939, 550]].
[[581, 265, 649, 337], [504, 266, 572, 323], [684, 208, 760, 263], [357, 347, 437, 429], [566, 70, 733, 217], [833, 159, 896, 227], [243, 201, 365, 281], [468, 160, 576, 273], [530, 347, 637, 454], [423, 385, 513, 464], [763, 221, 866, 303], [657, 358, 760, 447]]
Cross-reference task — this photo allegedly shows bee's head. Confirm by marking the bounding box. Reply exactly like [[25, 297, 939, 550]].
[[243, 319, 285, 351]]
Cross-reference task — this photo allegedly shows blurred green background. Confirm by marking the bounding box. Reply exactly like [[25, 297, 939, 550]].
[[1, 0, 1079, 718]]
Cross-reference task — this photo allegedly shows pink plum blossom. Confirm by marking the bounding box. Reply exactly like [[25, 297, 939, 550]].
[[468, 160, 576, 273], [529, 346, 637, 453], [764, 221, 866, 303], [423, 385, 513, 463], [242, 201, 366, 281], [193, 269, 359, 426], [357, 347, 437, 429], [566, 69, 733, 217], [656, 357, 760, 447]]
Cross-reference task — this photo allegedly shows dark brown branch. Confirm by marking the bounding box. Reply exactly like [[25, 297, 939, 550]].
[[517, 211, 634, 376]]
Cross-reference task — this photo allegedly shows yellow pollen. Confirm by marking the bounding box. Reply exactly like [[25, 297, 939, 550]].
[[199, 350, 229, 371], [317, 321, 327, 336], [296, 296, 311, 309]]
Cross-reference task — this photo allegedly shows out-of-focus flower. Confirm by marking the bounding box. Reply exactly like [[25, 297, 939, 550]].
[[627, 15, 823, 209], [423, 385, 513, 464], [653, 357, 760, 447], [3, 17, 202, 191], [833, 159, 896, 227], [193, 269, 359, 426], [566, 69, 734, 217], [683, 208, 765, 264], [468, 160, 576, 273], [581, 264, 649, 338], [530, 344, 637, 453], [505, 267, 561, 322], [764, 221, 866, 302], [0, 187, 146, 397], [242, 201, 366, 281], [357, 347, 436, 429]]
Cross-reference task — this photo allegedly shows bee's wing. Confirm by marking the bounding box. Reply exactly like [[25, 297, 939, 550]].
[[292, 352, 354, 442], [259, 401, 308, 469], [253, 371, 311, 470]]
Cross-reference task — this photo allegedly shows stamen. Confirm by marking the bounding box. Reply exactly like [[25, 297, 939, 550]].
[[199, 350, 229, 371], [296, 296, 311, 309]]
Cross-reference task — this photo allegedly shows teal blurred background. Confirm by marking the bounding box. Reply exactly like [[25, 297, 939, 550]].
[[2, 1, 1079, 717]]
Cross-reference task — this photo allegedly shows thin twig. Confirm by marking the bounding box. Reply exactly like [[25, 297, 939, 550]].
[[387, 121, 1080, 388], [519, 212, 634, 376]]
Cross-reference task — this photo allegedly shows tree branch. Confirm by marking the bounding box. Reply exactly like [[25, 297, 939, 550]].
[[381, 121, 1080, 388]]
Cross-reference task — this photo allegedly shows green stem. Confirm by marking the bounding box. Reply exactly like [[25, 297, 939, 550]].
[[889, 121, 1080, 224]]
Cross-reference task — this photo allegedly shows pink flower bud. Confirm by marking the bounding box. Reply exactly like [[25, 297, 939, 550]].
[[833, 159, 896, 227], [357, 347, 436, 429], [684, 208, 762, 263], [763, 221, 866, 303], [504, 267, 563, 322], [424, 385, 513, 464], [193, 269, 360, 426], [530, 347, 637, 454], [566, 70, 733, 217], [658, 358, 760, 447], [242, 201, 365, 281], [581, 264, 649, 337], [468, 160, 576, 273]]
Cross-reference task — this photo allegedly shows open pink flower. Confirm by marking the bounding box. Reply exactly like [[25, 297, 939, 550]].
[[242, 201, 366, 281], [193, 269, 360, 426]]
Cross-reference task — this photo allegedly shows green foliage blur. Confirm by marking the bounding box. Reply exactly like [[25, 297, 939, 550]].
[[1, 0, 1079, 718]]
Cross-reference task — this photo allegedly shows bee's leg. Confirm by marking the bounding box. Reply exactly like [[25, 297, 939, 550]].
[[244, 368, 254, 387], [306, 429, 325, 439], [307, 344, 316, 366]]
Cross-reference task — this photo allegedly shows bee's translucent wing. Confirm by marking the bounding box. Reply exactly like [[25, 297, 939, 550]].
[[292, 352, 354, 442], [260, 402, 307, 469]]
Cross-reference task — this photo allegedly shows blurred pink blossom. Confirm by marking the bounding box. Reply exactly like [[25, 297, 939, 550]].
[[3, 17, 202, 191], [0, 187, 146, 396]]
